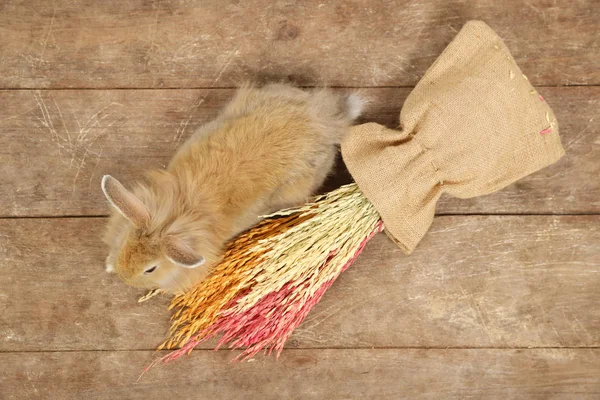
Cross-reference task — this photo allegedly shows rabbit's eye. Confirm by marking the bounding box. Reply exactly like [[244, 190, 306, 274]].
[[144, 265, 158, 275]]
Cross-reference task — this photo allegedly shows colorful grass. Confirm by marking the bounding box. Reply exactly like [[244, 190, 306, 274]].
[[152, 183, 383, 367]]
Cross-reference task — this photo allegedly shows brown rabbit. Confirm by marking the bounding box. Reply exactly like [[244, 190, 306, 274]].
[[102, 83, 364, 294]]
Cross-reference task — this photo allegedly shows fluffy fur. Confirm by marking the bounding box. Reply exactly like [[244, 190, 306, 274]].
[[103, 83, 363, 294]]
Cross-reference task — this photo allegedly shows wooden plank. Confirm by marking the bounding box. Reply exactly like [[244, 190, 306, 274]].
[[1, 349, 598, 399], [1, 87, 598, 217], [1, 216, 597, 352], [0, 0, 598, 89]]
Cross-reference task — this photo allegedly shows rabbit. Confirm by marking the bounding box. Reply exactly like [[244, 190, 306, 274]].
[[101, 83, 364, 294]]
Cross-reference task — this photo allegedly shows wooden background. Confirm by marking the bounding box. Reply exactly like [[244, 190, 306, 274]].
[[1, 0, 599, 398]]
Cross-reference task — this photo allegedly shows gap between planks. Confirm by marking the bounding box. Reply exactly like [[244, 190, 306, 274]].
[[0, 212, 598, 220], [0, 84, 599, 91], [1, 346, 599, 354]]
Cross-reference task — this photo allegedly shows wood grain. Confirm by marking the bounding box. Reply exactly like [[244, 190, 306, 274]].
[[1, 87, 598, 217], [0, 0, 598, 89], [1, 349, 598, 400], [1, 216, 597, 352]]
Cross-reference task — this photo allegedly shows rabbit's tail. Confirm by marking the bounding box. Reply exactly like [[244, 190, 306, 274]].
[[342, 92, 365, 121]]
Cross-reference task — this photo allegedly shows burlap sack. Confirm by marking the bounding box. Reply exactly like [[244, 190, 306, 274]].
[[342, 21, 565, 254]]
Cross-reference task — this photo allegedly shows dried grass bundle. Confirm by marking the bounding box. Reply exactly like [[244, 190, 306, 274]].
[[152, 183, 382, 366]]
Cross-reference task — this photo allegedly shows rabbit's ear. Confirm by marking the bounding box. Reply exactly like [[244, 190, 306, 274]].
[[162, 236, 205, 269], [101, 175, 150, 228]]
